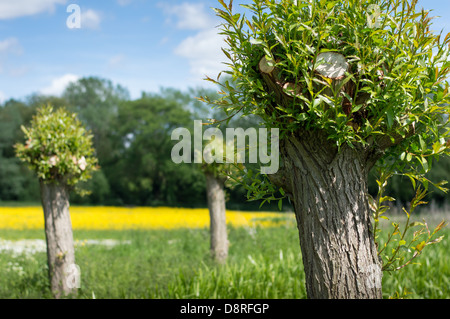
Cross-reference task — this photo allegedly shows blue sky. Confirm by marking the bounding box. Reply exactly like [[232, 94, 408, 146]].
[[0, 0, 449, 103]]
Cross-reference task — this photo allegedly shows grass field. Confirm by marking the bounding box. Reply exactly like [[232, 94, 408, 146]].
[[0, 207, 448, 299]]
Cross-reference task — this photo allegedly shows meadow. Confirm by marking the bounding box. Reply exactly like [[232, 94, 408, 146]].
[[0, 207, 448, 299]]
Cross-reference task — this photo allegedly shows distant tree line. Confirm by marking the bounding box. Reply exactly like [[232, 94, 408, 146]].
[[0, 77, 267, 209], [1, 76, 449, 209]]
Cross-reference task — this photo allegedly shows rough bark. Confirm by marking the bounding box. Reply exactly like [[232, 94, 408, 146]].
[[277, 130, 383, 299], [205, 172, 229, 264], [40, 180, 77, 299]]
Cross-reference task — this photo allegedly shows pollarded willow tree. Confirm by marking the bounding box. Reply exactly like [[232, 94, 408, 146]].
[[205, 0, 450, 298], [197, 134, 243, 264], [202, 155, 229, 264], [15, 105, 97, 298]]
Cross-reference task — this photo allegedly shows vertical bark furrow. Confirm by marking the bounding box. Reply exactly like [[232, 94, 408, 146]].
[[40, 180, 76, 299], [281, 132, 382, 299]]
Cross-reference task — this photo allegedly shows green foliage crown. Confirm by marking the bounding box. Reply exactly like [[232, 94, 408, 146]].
[[15, 105, 98, 187], [208, 0, 450, 178]]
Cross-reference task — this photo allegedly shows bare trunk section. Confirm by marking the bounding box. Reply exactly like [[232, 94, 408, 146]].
[[277, 131, 382, 299], [40, 180, 77, 299], [205, 172, 228, 264]]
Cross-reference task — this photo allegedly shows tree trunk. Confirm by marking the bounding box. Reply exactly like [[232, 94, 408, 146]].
[[205, 172, 228, 264], [40, 180, 77, 299], [276, 130, 383, 299]]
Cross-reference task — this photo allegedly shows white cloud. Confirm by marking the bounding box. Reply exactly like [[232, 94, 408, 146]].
[[161, 2, 216, 30], [0, 0, 67, 20], [159, 37, 169, 45], [0, 37, 23, 75], [9, 66, 29, 77], [81, 9, 101, 30], [162, 2, 226, 81], [0, 37, 23, 55], [41, 74, 79, 96], [107, 54, 126, 68], [174, 28, 226, 79]]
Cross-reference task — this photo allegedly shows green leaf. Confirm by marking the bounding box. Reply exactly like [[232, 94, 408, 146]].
[[406, 153, 413, 162], [351, 104, 364, 113], [419, 135, 426, 152], [426, 236, 444, 245], [221, 48, 232, 60], [415, 241, 426, 252], [408, 221, 424, 229], [296, 113, 308, 121], [400, 152, 406, 161], [420, 156, 429, 173], [250, 38, 264, 46], [217, 0, 228, 10], [20, 125, 28, 136], [386, 107, 394, 129], [433, 220, 447, 234], [381, 196, 395, 202], [232, 13, 241, 23]]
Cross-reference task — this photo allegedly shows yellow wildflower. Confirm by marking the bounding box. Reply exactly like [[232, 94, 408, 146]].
[[0, 207, 294, 230]]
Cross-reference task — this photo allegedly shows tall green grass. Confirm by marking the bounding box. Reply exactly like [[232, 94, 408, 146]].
[[0, 223, 448, 299]]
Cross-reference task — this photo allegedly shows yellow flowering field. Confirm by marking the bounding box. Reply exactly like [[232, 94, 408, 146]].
[[0, 206, 294, 230]]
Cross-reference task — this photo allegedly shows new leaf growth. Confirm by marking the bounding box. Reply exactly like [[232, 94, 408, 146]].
[[15, 105, 98, 188]]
